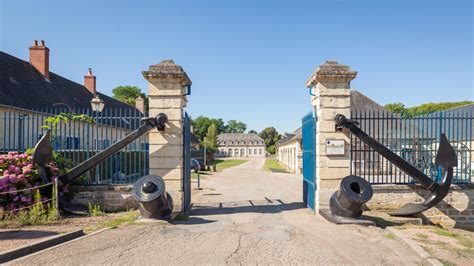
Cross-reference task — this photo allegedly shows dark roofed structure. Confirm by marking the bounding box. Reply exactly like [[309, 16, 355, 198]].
[[0, 51, 138, 112], [350, 90, 386, 113], [279, 127, 302, 146]]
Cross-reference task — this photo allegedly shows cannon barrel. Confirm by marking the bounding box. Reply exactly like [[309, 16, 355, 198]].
[[132, 175, 173, 219], [329, 175, 373, 218]]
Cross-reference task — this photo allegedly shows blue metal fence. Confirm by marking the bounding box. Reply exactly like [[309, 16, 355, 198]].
[[302, 111, 316, 211], [1, 107, 149, 185], [350, 110, 473, 184]]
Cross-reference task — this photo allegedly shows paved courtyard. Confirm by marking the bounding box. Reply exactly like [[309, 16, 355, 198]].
[[14, 158, 421, 265]]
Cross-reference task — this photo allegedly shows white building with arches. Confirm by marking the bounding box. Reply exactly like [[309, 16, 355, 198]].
[[216, 133, 266, 157]]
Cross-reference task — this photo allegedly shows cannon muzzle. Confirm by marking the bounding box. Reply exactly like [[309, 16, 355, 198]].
[[330, 175, 373, 218], [132, 175, 173, 219]]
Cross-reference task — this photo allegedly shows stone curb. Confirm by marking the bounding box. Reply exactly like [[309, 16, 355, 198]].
[[4, 227, 111, 264], [386, 227, 442, 266], [0, 229, 84, 263]]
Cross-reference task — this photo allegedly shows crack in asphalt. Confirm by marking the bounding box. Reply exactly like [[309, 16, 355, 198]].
[[225, 233, 243, 263]]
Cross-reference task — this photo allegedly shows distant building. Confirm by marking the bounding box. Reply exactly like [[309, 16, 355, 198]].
[[216, 133, 266, 157], [277, 128, 302, 174]]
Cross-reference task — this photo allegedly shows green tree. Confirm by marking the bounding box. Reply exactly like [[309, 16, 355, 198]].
[[191, 116, 225, 141], [202, 123, 218, 152], [266, 145, 277, 155], [259, 127, 281, 154], [224, 120, 247, 133], [112, 86, 148, 110], [385, 101, 473, 117], [385, 103, 406, 114], [248, 130, 258, 134]]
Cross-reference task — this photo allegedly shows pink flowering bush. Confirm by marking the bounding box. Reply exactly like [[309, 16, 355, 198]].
[[0, 152, 60, 215]]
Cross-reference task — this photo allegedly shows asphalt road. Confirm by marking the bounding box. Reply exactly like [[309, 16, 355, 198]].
[[13, 158, 421, 265]]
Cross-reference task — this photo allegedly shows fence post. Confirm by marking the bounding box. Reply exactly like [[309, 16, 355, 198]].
[[306, 60, 357, 213], [142, 59, 191, 216]]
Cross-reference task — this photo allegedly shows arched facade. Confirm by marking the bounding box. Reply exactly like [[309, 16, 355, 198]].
[[215, 133, 266, 158]]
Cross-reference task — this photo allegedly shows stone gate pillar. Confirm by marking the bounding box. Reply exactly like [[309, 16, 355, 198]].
[[306, 61, 357, 212], [142, 59, 191, 215]]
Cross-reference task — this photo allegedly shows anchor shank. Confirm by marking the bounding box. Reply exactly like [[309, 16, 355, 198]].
[[335, 115, 435, 190], [58, 115, 166, 185]]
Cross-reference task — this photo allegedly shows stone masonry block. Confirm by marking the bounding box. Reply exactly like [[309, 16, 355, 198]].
[[149, 144, 183, 156], [316, 120, 337, 133], [149, 168, 183, 181], [148, 82, 187, 96], [316, 132, 350, 143], [317, 82, 351, 90], [315, 87, 351, 97], [149, 108, 183, 121], [313, 96, 350, 109], [149, 97, 187, 109], [318, 179, 343, 189], [149, 132, 183, 145], [149, 156, 183, 169], [317, 167, 350, 180], [317, 156, 351, 168], [162, 120, 184, 134], [317, 108, 351, 121]]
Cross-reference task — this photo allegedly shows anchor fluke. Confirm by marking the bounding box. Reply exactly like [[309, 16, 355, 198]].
[[32, 130, 53, 184], [389, 134, 457, 216]]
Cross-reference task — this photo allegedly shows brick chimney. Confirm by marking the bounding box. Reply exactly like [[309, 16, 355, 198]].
[[84, 68, 97, 95], [135, 96, 145, 113], [29, 40, 50, 79]]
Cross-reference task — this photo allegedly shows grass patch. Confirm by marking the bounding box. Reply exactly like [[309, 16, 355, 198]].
[[438, 258, 456, 266], [263, 158, 288, 173], [85, 211, 139, 233], [212, 159, 247, 171], [383, 232, 396, 240], [88, 203, 105, 217], [0, 189, 59, 227], [458, 236, 474, 249], [434, 228, 459, 238], [416, 233, 429, 239], [191, 171, 212, 179]]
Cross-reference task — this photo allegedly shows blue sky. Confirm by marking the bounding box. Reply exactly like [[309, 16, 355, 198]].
[[1, 0, 472, 133]]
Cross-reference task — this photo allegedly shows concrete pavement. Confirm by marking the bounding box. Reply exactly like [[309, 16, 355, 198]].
[[13, 158, 421, 265]]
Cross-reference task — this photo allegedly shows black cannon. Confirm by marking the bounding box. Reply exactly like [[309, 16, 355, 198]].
[[132, 175, 173, 219], [334, 114, 457, 216], [329, 175, 373, 218], [32, 113, 174, 219]]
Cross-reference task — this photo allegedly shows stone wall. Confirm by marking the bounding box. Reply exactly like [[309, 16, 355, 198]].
[[71, 185, 137, 212], [368, 184, 474, 228]]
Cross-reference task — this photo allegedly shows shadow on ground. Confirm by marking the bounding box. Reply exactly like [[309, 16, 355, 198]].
[[189, 199, 304, 216], [0, 230, 57, 240]]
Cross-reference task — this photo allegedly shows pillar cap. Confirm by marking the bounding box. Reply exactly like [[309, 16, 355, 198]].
[[142, 59, 192, 86], [306, 60, 357, 87]]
